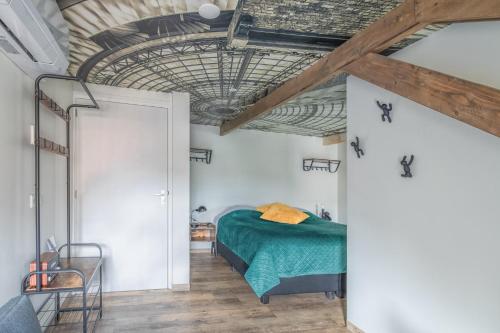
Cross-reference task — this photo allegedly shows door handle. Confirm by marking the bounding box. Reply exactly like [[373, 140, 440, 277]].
[[153, 190, 166, 205]]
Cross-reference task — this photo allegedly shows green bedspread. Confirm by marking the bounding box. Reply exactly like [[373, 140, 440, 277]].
[[217, 209, 347, 297]]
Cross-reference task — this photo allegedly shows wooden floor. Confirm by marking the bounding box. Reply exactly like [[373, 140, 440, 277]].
[[68, 252, 348, 332]]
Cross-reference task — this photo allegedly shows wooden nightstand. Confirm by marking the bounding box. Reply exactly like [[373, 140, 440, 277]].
[[190, 222, 216, 255]]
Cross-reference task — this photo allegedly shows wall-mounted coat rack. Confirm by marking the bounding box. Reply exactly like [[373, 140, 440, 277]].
[[39, 90, 70, 122], [190, 148, 212, 164], [36, 137, 68, 157], [30, 91, 71, 158], [303, 158, 341, 173], [21, 74, 102, 333]]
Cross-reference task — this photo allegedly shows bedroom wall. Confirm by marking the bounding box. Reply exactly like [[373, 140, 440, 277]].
[[347, 22, 500, 333], [169, 93, 191, 288], [0, 52, 73, 307], [190, 124, 343, 231], [336, 142, 347, 224]]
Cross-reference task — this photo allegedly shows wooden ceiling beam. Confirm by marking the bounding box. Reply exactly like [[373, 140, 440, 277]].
[[345, 53, 500, 137], [415, 0, 500, 23], [220, 0, 500, 136], [220, 0, 424, 135], [323, 133, 347, 145]]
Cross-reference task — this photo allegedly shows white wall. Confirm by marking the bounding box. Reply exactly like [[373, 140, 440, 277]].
[[170, 93, 190, 287], [190, 124, 342, 230], [337, 142, 347, 224], [347, 22, 500, 333], [0, 51, 72, 306]]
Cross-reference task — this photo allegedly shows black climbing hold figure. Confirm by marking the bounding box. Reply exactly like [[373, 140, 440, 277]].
[[351, 136, 364, 159], [401, 155, 414, 178], [376, 101, 393, 123]]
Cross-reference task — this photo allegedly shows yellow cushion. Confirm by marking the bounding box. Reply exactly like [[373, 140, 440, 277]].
[[256, 202, 280, 213], [260, 203, 309, 224]]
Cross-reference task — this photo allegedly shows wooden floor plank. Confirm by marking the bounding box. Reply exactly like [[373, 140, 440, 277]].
[[56, 252, 347, 332]]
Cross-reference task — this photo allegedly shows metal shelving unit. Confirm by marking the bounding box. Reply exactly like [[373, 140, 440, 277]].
[[36, 284, 101, 332], [20, 74, 100, 332], [22, 244, 103, 332]]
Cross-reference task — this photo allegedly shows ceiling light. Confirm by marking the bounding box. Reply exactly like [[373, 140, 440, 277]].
[[199, 3, 220, 19]]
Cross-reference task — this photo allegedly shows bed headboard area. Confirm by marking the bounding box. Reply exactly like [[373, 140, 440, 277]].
[[213, 205, 256, 226], [212, 205, 317, 226]]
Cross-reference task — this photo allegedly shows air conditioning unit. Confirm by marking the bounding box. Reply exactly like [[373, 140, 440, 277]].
[[0, 0, 69, 78]]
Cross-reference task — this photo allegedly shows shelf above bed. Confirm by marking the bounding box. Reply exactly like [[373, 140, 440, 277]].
[[303, 158, 341, 173], [190, 148, 212, 164]]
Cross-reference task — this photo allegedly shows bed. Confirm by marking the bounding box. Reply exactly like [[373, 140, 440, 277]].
[[215, 207, 347, 304]]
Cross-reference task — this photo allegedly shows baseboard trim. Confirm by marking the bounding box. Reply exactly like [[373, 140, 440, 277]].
[[172, 283, 190, 291], [190, 249, 211, 253], [347, 321, 365, 333]]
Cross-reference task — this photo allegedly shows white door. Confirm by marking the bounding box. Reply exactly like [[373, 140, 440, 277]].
[[73, 100, 168, 292]]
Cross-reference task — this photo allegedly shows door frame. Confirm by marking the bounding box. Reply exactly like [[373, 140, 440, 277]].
[[71, 84, 174, 289]]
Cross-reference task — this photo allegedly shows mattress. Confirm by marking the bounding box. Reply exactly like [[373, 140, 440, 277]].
[[216, 209, 347, 297]]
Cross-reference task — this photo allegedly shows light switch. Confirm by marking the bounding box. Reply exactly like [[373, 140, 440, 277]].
[[29, 194, 34, 208], [30, 125, 35, 145]]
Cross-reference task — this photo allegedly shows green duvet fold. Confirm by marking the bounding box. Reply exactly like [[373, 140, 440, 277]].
[[217, 209, 347, 297]]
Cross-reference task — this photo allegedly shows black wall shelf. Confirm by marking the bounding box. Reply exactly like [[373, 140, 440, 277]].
[[303, 158, 341, 173], [190, 148, 212, 164]]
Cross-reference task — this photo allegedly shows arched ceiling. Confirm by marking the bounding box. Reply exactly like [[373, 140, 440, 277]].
[[57, 0, 442, 137]]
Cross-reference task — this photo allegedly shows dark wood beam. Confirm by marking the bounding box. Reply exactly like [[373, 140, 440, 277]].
[[345, 53, 500, 137], [220, 0, 500, 136]]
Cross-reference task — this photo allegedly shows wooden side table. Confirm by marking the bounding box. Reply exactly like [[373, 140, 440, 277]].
[[190, 222, 216, 256]]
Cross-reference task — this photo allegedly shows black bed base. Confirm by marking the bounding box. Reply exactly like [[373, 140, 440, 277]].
[[217, 241, 346, 304]]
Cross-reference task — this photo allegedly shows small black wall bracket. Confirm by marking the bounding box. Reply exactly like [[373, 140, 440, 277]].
[[302, 158, 341, 173], [400, 154, 414, 178], [376, 100, 393, 123], [190, 148, 212, 164], [350, 136, 364, 159]]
